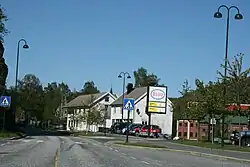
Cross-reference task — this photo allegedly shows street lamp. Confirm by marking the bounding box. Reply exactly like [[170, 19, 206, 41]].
[[15, 39, 29, 122], [118, 72, 131, 121], [15, 39, 29, 90], [214, 5, 243, 147]]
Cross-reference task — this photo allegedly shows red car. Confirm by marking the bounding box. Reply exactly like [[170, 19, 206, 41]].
[[139, 125, 161, 138]]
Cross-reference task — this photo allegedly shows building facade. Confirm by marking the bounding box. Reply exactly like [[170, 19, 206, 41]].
[[110, 87, 173, 135], [64, 92, 116, 132], [176, 116, 250, 140]]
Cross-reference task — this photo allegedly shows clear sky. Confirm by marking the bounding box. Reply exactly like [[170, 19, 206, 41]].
[[1, 0, 250, 97]]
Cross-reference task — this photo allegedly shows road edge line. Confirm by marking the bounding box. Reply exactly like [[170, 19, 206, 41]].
[[115, 143, 250, 163], [54, 144, 61, 167]]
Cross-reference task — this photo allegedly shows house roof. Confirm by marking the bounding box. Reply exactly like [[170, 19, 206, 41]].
[[63, 92, 107, 108], [111, 87, 147, 106]]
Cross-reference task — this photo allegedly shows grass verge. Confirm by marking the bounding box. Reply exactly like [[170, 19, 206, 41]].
[[175, 140, 250, 152], [0, 130, 25, 139], [115, 142, 168, 149]]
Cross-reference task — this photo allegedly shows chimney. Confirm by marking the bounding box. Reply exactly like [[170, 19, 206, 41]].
[[126, 83, 134, 94]]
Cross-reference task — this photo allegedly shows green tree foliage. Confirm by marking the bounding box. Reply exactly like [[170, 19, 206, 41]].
[[81, 81, 100, 95], [218, 53, 250, 115], [17, 74, 44, 121], [0, 5, 8, 41], [0, 5, 8, 95], [43, 82, 71, 121], [0, 41, 7, 95], [133, 67, 160, 87]]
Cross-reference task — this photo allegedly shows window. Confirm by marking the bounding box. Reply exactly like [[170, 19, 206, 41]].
[[184, 123, 188, 127], [184, 132, 187, 136], [105, 96, 109, 102], [195, 133, 198, 137], [179, 122, 182, 127], [178, 132, 182, 136], [202, 128, 206, 132], [190, 132, 193, 137], [190, 123, 194, 127]]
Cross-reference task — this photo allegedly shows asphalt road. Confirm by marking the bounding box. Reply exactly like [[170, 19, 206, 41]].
[[1, 135, 250, 167]]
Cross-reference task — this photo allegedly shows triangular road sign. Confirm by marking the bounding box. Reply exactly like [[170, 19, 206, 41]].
[[2, 98, 9, 105], [125, 101, 132, 109], [123, 98, 135, 110]]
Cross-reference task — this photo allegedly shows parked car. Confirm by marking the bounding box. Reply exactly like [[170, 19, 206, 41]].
[[129, 124, 143, 136], [122, 123, 142, 135], [110, 122, 131, 134], [139, 125, 161, 138]]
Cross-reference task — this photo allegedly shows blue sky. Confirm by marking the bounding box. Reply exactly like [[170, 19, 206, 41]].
[[1, 0, 250, 97]]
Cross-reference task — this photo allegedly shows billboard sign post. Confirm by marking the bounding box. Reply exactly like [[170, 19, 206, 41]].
[[146, 86, 167, 114]]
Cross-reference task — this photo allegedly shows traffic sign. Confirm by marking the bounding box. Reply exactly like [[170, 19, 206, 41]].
[[123, 98, 135, 110], [0, 96, 11, 108]]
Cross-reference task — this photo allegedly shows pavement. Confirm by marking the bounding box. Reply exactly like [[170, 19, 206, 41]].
[[0, 134, 250, 167]]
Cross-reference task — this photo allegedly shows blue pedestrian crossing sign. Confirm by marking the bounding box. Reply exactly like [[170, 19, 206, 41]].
[[123, 98, 135, 110], [0, 96, 11, 108]]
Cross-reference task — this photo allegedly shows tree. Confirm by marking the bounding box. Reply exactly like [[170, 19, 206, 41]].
[[0, 5, 8, 95], [133, 67, 160, 87], [43, 82, 71, 122], [0, 5, 8, 41], [218, 53, 250, 137], [17, 74, 44, 122], [0, 41, 7, 95], [81, 81, 100, 95], [218, 53, 250, 110]]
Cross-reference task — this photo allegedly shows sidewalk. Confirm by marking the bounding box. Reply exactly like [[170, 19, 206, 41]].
[[133, 140, 250, 160]]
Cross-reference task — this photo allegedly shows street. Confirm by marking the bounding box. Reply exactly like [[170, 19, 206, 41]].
[[0, 135, 249, 167]]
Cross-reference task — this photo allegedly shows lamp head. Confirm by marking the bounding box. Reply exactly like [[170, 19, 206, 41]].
[[214, 11, 222, 18], [235, 13, 243, 20], [23, 44, 29, 49]]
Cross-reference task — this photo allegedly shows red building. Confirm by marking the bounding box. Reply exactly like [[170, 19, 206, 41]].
[[176, 104, 250, 140]]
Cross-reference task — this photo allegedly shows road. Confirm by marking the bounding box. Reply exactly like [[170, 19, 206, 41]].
[[0, 135, 249, 167]]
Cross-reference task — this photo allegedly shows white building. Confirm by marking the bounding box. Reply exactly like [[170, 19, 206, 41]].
[[109, 87, 173, 135], [64, 92, 116, 132]]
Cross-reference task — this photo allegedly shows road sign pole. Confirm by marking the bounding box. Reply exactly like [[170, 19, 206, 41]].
[[148, 113, 151, 137], [123, 98, 135, 143], [2, 110, 5, 131], [126, 108, 130, 143]]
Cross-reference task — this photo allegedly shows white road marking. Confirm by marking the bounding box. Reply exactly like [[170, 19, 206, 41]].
[[115, 149, 119, 152], [1, 144, 5, 146], [36, 140, 44, 143], [109, 147, 113, 150], [141, 161, 150, 165], [75, 142, 82, 144], [6, 142, 10, 144], [130, 156, 136, 159], [121, 153, 126, 155]]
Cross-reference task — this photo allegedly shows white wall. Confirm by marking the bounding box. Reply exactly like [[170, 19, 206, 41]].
[[109, 95, 173, 135]]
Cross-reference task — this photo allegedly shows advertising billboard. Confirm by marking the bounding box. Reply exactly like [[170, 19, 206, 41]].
[[146, 86, 167, 114]]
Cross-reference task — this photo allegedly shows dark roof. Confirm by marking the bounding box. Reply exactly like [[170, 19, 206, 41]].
[[63, 92, 106, 108], [111, 87, 147, 106]]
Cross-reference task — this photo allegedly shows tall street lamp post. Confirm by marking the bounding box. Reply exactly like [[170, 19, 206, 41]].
[[118, 72, 131, 121], [15, 39, 29, 122], [214, 5, 243, 147]]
